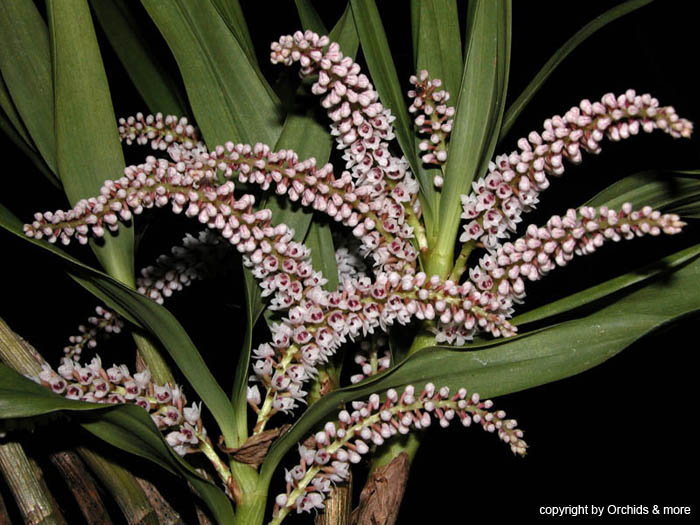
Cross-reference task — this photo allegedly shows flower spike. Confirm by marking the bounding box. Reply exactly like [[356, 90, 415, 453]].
[[118, 112, 201, 150], [249, 269, 517, 432], [63, 306, 123, 361], [271, 384, 525, 523], [469, 204, 684, 314], [408, 70, 455, 173], [137, 230, 234, 305], [460, 90, 693, 250], [272, 30, 426, 268]]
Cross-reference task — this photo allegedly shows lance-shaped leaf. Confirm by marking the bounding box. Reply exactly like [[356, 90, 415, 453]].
[[500, 0, 654, 139], [0, 204, 238, 449], [350, 1, 424, 193], [230, 268, 264, 447], [210, 0, 257, 69], [261, 253, 700, 482], [434, 0, 510, 269], [412, 0, 462, 101], [586, 170, 700, 214], [0, 0, 57, 174], [0, 73, 33, 148], [0, 75, 57, 184], [305, 221, 338, 292], [409, 0, 463, 236], [89, 0, 188, 116], [513, 242, 700, 326], [514, 169, 700, 325], [47, 0, 135, 284], [141, 0, 283, 147], [329, 4, 359, 59], [0, 365, 234, 524], [294, 0, 327, 34]]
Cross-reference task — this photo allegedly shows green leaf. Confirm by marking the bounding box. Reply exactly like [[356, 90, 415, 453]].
[[412, 0, 462, 98], [0, 75, 58, 185], [410, 0, 463, 236], [0, 204, 238, 450], [230, 268, 263, 446], [210, 0, 258, 70], [47, 0, 135, 284], [89, 0, 188, 116], [295, 0, 327, 35], [141, 0, 283, 147], [500, 0, 653, 139], [0, 108, 59, 187], [513, 169, 700, 325], [328, 4, 359, 58], [350, 0, 423, 192], [263, 253, 700, 481], [264, 110, 333, 242], [0, 0, 57, 173], [585, 170, 700, 215], [513, 242, 700, 325], [305, 222, 339, 292], [0, 73, 34, 148], [435, 0, 510, 269], [0, 364, 234, 524]]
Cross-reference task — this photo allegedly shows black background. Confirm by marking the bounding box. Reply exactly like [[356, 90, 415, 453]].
[[1, 1, 698, 523]]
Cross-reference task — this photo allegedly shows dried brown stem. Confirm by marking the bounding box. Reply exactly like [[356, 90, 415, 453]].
[[0, 485, 11, 525], [49, 450, 113, 524], [351, 453, 409, 525], [78, 447, 159, 525], [134, 476, 185, 525], [316, 472, 352, 525], [0, 441, 67, 525]]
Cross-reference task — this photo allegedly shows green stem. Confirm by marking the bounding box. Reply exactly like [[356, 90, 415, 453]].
[[253, 343, 300, 434], [448, 241, 475, 282], [198, 433, 233, 489], [132, 332, 175, 385], [232, 487, 267, 525], [422, 246, 453, 279], [406, 208, 428, 252]]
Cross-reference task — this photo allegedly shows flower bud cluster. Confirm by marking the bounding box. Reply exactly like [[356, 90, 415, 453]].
[[350, 335, 390, 384], [36, 356, 203, 456], [460, 90, 693, 250], [408, 70, 455, 177], [470, 204, 684, 305], [118, 112, 200, 151], [63, 230, 230, 358], [271, 30, 423, 271], [215, 141, 418, 272], [249, 270, 515, 429], [137, 230, 233, 305], [63, 306, 123, 360], [272, 383, 525, 520]]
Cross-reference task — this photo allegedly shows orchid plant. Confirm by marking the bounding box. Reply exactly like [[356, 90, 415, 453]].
[[0, 1, 698, 524]]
